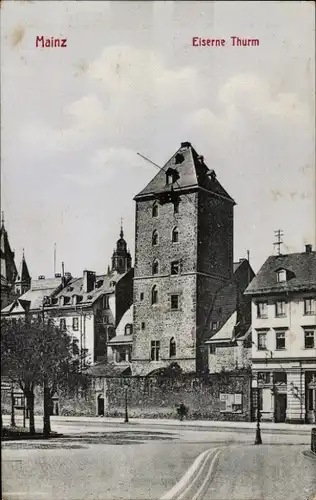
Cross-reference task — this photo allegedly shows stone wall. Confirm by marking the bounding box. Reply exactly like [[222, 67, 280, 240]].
[[209, 344, 252, 373], [97, 371, 252, 421]]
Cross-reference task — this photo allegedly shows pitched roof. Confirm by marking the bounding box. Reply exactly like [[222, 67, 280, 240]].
[[108, 334, 133, 345], [0, 223, 17, 284], [16, 254, 31, 282], [83, 361, 131, 377], [52, 270, 131, 307], [134, 142, 235, 204], [245, 251, 316, 295]]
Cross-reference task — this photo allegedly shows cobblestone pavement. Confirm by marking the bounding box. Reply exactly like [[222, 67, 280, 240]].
[[2, 419, 314, 500]]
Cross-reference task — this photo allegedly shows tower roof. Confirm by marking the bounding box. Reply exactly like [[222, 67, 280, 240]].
[[16, 252, 31, 283], [134, 141, 235, 204], [0, 216, 18, 284]]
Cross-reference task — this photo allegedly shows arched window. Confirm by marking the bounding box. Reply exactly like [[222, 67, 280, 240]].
[[151, 285, 158, 305], [152, 230, 158, 246], [152, 259, 159, 275], [172, 227, 179, 243], [125, 324, 133, 336], [152, 201, 158, 218], [169, 337, 176, 357]]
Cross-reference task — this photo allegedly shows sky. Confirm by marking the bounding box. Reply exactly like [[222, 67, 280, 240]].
[[1, 0, 315, 278]]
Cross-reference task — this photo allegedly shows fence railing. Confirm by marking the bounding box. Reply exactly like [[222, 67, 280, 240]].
[[311, 428, 316, 455]]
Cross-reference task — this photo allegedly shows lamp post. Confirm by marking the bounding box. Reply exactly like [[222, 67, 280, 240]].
[[10, 381, 15, 427], [255, 372, 262, 445], [123, 378, 129, 423]]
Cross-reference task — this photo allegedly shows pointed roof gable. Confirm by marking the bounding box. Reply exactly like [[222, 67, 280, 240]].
[[0, 219, 18, 284], [16, 253, 31, 283], [134, 141, 235, 204]]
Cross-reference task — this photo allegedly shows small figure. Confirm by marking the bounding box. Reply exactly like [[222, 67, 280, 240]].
[[177, 402, 188, 421]]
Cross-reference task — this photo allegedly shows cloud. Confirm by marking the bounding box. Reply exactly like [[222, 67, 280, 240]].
[[62, 146, 142, 188], [20, 95, 107, 154], [87, 45, 200, 109]]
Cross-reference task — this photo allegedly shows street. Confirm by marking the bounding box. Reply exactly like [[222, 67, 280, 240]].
[[2, 417, 315, 500]]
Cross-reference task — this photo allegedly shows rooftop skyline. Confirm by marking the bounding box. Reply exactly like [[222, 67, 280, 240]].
[[1, 1, 315, 278]]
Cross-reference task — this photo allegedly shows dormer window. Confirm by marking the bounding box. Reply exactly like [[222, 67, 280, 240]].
[[277, 269, 287, 283], [165, 167, 179, 186], [64, 296, 70, 305]]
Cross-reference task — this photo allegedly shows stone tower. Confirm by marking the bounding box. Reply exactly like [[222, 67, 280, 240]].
[[132, 141, 235, 375], [111, 223, 132, 274], [15, 250, 31, 296]]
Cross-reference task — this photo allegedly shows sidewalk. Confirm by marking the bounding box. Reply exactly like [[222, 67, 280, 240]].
[[48, 415, 314, 433]]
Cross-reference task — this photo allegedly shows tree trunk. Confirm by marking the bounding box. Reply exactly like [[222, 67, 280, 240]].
[[26, 390, 35, 434], [43, 380, 51, 437]]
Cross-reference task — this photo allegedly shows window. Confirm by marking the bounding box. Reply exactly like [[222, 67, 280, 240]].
[[151, 286, 158, 305], [125, 324, 133, 336], [273, 371, 287, 384], [152, 201, 158, 218], [209, 344, 216, 354], [152, 259, 159, 275], [171, 294, 179, 310], [275, 301, 287, 318], [211, 321, 218, 331], [257, 302, 268, 318], [304, 298, 315, 315], [257, 331, 267, 350], [169, 337, 176, 357], [60, 318, 66, 331], [258, 372, 271, 384], [172, 227, 179, 243], [175, 153, 184, 165], [277, 270, 287, 283], [103, 295, 109, 309], [151, 340, 160, 361], [141, 322, 145, 330], [64, 296, 70, 305], [276, 330, 286, 350], [174, 200, 179, 214], [305, 330, 315, 349], [166, 172, 174, 185], [171, 260, 180, 275], [72, 317, 79, 331], [152, 230, 158, 246], [140, 292, 144, 301]]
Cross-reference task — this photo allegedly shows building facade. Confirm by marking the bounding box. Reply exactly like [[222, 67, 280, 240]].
[[1, 228, 133, 366], [245, 245, 316, 424], [132, 141, 236, 375]]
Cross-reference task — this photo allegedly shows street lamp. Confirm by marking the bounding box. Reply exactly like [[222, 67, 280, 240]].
[[123, 378, 130, 423], [255, 372, 262, 445]]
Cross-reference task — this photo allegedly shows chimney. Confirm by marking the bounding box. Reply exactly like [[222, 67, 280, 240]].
[[38, 275, 45, 280], [83, 270, 96, 293], [305, 244, 312, 253], [55, 273, 61, 278]]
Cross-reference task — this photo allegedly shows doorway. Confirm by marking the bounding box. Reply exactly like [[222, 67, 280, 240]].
[[97, 395, 104, 416], [275, 393, 287, 422]]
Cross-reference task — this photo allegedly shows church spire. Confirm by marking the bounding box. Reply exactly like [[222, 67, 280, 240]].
[[15, 250, 31, 295], [111, 220, 132, 274], [120, 217, 124, 239]]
